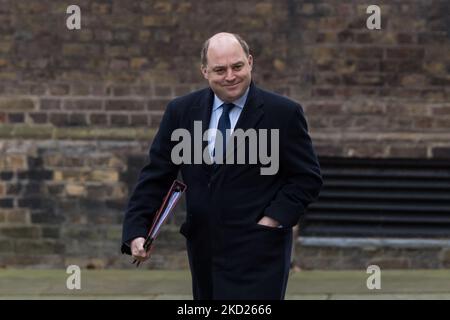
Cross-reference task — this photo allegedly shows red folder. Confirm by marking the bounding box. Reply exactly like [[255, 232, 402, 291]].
[[133, 180, 187, 267]]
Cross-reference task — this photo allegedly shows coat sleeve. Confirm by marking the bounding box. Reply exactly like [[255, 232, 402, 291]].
[[264, 104, 323, 228], [121, 101, 180, 254]]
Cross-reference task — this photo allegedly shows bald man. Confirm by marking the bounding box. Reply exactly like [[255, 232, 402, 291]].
[[121, 33, 322, 300]]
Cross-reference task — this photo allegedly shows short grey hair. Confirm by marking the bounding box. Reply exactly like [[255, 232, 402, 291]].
[[200, 33, 250, 67]]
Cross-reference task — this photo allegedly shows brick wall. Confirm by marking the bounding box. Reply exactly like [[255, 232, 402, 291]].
[[0, 0, 449, 269]]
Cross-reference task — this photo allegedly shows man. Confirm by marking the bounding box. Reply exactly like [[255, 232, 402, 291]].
[[121, 32, 322, 299]]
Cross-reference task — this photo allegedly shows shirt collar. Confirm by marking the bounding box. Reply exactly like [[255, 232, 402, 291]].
[[212, 86, 250, 111]]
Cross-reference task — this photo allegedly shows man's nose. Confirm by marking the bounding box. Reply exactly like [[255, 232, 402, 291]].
[[225, 68, 236, 81]]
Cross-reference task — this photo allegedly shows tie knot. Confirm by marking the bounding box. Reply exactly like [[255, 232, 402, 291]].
[[221, 103, 235, 115]]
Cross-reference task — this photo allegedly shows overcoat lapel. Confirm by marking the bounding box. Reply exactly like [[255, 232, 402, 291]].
[[188, 88, 215, 176]]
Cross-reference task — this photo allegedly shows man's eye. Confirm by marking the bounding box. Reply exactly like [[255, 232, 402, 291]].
[[215, 69, 225, 74], [233, 65, 242, 70]]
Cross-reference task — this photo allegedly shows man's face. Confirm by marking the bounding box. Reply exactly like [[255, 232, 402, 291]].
[[201, 40, 253, 103]]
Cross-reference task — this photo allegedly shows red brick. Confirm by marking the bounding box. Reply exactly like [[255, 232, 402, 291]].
[[49, 84, 70, 95], [130, 114, 149, 126], [154, 85, 173, 97], [386, 48, 425, 60], [433, 147, 450, 159], [355, 33, 374, 44], [28, 112, 48, 124], [8, 113, 25, 123], [40, 99, 61, 111], [390, 146, 427, 158], [64, 100, 102, 111], [305, 103, 342, 115], [109, 86, 132, 96], [433, 119, 450, 129], [147, 99, 170, 111], [49, 113, 69, 126], [345, 47, 383, 59], [312, 88, 334, 97], [418, 32, 447, 44], [105, 100, 145, 111], [90, 113, 108, 126], [69, 113, 88, 126], [337, 30, 355, 42], [397, 33, 415, 44], [432, 107, 450, 116], [110, 114, 129, 126], [70, 83, 90, 95], [356, 60, 379, 72]]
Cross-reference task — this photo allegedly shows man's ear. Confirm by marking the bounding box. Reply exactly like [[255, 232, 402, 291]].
[[201, 65, 209, 80], [247, 55, 253, 70]]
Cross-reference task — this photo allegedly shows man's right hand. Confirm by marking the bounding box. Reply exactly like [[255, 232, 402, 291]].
[[131, 237, 150, 262]]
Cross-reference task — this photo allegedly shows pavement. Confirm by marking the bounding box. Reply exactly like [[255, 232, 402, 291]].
[[0, 269, 450, 299]]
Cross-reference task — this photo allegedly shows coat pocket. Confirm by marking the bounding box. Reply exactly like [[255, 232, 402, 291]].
[[254, 222, 290, 233]]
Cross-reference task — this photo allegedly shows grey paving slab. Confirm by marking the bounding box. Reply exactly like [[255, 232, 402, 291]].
[[0, 269, 449, 300]]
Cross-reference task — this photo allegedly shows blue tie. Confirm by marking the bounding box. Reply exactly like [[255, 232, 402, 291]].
[[214, 103, 235, 163]]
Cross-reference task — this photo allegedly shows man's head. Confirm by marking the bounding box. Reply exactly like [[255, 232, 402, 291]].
[[201, 32, 253, 103]]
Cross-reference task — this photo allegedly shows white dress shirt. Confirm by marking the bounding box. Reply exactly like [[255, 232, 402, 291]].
[[207, 87, 249, 160]]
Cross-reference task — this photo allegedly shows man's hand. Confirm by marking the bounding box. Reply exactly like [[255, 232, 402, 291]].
[[257, 216, 281, 228], [131, 237, 150, 262]]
